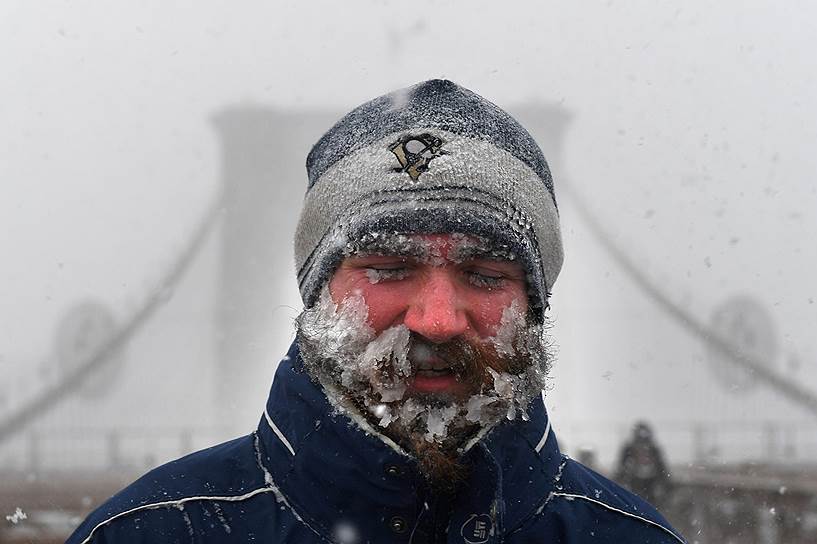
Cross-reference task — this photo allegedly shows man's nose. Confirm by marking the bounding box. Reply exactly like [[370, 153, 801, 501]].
[[403, 270, 469, 343]]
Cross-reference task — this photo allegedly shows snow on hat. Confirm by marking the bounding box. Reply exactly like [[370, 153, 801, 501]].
[[294, 79, 563, 318]]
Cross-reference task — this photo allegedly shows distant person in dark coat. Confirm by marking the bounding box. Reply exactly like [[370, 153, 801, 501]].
[[615, 421, 672, 509]]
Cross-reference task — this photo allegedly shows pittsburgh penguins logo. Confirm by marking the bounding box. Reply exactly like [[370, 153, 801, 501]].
[[389, 133, 447, 181]]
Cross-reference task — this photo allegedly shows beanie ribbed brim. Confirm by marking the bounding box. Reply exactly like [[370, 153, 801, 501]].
[[295, 128, 563, 314]]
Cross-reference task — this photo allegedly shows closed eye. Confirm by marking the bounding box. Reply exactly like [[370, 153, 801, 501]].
[[465, 270, 506, 289], [365, 266, 410, 284]]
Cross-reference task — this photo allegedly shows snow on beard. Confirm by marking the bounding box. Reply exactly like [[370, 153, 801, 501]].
[[296, 285, 552, 454]]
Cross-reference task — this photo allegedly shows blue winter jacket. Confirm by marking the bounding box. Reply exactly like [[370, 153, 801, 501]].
[[67, 342, 685, 543]]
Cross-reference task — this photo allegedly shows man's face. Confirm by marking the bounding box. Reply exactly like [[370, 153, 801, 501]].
[[328, 233, 528, 400], [296, 232, 551, 488]]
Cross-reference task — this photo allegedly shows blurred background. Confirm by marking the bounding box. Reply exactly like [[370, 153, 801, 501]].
[[2, 1, 816, 542]]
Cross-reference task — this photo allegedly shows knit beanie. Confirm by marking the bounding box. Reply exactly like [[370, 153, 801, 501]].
[[294, 79, 563, 320]]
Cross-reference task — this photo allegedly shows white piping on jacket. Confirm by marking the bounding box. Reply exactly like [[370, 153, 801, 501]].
[[534, 419, 551, 453], [77, 487, 276, 544], [551, 492, 686, 543], [534, 391, 551, 453], [264, 406, 296, 456]]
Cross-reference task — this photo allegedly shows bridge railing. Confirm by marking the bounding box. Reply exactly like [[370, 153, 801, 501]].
[[2, 420, 816, 474], [0, 426, 235, 474], [557, 419, 817, 469]]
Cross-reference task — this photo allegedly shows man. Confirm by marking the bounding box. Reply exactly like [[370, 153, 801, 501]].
[[615, 421, 673, 511], [68, 80, 685, 543]]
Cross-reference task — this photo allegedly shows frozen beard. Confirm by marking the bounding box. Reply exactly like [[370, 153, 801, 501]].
[[296, 287, 552, 492]]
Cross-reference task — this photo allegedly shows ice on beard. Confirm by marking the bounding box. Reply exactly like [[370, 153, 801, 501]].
[[374, 404, 396, 428], [313, 289, 374, 361], [465, 395, 498, 423], [362, 325, 411, 376], [361, 325, 411, 403], [301, 242, 550, 449], [378, 386, 406, 404], [488, 300, 526, 357], [489, 368, 514, 398], [423, 405, 459, 443], [305, 289, 410, 406]]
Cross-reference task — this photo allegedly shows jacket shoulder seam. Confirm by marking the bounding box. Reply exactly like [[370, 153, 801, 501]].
[[76, 487, 276, 544], [551, 492, 685, 543]]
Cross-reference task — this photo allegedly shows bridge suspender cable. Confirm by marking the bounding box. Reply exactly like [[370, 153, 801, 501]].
[[561, 181, 817, 417], [0, 192, 225, 445]]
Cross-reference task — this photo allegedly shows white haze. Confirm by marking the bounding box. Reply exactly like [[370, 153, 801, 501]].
[[1, 1, 816, 469]]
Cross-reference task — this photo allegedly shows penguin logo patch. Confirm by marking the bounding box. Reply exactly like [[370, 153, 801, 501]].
[[389, 133, 447, 181]]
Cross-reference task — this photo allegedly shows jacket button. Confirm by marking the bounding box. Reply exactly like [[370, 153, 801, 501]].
[[389, 516, 407, 534], [384, 464, 403, 477]]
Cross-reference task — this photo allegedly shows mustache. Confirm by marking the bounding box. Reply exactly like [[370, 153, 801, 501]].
[[399, 333, 524, 389]]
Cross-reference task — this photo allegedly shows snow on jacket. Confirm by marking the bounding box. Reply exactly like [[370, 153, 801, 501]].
[[67, 342, 686, 543]]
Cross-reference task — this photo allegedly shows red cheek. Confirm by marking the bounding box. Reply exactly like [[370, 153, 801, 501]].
[[329, 273, 408, 332], [361, 289, 409, 331], [462, 295, 510, 337]]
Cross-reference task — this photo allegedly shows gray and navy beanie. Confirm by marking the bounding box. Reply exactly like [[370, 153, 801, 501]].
[[294, 79, 563, 320]]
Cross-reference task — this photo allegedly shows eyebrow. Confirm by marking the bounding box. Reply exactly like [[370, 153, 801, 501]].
[[343, 233, 430, 259], [447, 240, 517, 264], [343, 232, 519, 264]]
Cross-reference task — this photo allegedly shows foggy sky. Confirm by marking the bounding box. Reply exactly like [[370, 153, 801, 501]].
[[2, 1, 816, 463]]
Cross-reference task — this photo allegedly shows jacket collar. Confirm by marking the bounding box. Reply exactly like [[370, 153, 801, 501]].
[[256, 342, 563, 542]]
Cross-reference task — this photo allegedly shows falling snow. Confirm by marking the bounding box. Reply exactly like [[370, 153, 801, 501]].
[[5, 508, 27, 524]]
